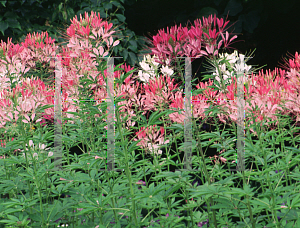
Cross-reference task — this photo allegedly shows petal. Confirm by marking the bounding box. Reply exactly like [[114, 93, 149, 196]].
[[93, 48, 99, 56], [8, 112, 13, 121], [109, 36, 113, 46], [31, 113, 35, 121], [99, 46, 104, 56], [113, 40, 120, 47], [24, 114, 30, 122]]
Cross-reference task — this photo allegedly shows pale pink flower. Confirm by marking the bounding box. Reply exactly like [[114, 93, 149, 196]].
[[160, 65, 174, 76]]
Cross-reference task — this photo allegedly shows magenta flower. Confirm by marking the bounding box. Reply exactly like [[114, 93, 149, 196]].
[[148, 14, 238, 66]]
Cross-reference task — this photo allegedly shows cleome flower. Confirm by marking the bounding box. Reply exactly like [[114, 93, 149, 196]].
[[134, 125, 169, 155], [137, 54, 174, 83], [19, 140, 53, 163], [210, 50, 254, 91]]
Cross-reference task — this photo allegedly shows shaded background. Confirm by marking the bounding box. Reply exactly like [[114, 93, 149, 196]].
[[1, 0, 300, 75], [124, 0, 300, 74]]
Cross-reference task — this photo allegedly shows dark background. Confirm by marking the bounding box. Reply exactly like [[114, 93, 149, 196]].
[[1, 0, 300, 75], [123, 0, 300, 73]]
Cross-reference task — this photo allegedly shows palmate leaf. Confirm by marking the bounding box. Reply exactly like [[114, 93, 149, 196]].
[[148, 110, 174, 126], [209, 197, 235, 210]]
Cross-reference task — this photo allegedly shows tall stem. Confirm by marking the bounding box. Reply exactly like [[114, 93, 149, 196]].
[[115, 111, 138, 226], [192, 119, 218, 227]]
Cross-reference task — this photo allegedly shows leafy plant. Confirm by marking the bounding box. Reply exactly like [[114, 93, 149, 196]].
[[0, 12, 299, 228]]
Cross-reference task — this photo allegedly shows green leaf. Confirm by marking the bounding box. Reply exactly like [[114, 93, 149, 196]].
[[249, 197, 270, 209], [197, 7, 218, 19], [7, 215, 19, 222], [291, 194, 300, 208], [116, 14, 126, 22], [284, 209, 298, 220], [83, 7, 91, 12], [128, 39, 138, 52], [58, 2, 63, 12], [128, 51, 137, 65], [67, 7, 75, 18], [0, 1, 6, 7], [52, 11, 58, 22], [4, 11, 17, 19], [80, 2, 89, 8], [148, 110, 173, 126], [0, 21, 8, 35], [103, 2, 112, 10], [243, 10, 261, 33], [223, 0, 243, 16], [122, 49, 128, 60], [210, 198, 234, 210], [111, 1, 124, 10], [6, 18, 21, 30]]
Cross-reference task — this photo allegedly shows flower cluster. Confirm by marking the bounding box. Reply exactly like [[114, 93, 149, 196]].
[[0, 11, 299, 165], [18, 140, 53, 164], [149, 14, 238, 65], [134, 125, 170, 155], [137, 54, 174, 83], [211, 50, 253, 88]]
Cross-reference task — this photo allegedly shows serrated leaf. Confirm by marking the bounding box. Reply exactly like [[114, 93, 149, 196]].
[[111, 1, 124, 10], [6, 18, 21, 30], [129, 40, 137, 49], [122, 49, 128, 60], [128, 51, 137, 65], [0, 21, 8, 35], [129, 45, 138, 52], [103, 2, 112, 10], [115, 14, 126, 22], [4, 11, 17, 19], [7, 215, 19, 222]]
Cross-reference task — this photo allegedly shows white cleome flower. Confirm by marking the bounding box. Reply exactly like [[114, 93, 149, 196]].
[[140, 61, 151, 72], [151, 56, 160, 67], [160, 65, 174, 76], [138, 54, 174, 83], [144, 54, 160, 67], [147, 143, 162, 155], [138, 70, 151, 83], [214, 51, 253, 86], [219, 50, 238, 65], [20, 140, 53, 161]]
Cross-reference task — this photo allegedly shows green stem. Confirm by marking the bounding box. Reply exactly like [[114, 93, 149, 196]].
[[212, 55, 226, 93], [192, 119, 217, 227], [115, 110, 138, 226], [105, 171, 120, 226], [241, 170, 255, 228]]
